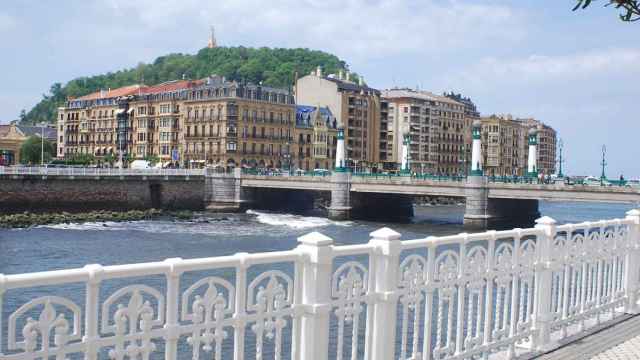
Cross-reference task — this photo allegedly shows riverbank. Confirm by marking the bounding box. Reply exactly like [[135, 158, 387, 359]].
[[0, 209, 195, 228]]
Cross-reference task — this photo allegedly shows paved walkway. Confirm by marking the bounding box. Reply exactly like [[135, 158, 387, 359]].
[[534, 314, 640, 360]]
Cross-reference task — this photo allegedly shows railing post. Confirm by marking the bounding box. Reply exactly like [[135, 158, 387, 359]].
[[367, 227, 402, 360], [164, 258, 182, 360], [296, 232, 334, 360], [532, 216, 557, 351], [624, 209, 640, 314], [83, 264, 103, 360]]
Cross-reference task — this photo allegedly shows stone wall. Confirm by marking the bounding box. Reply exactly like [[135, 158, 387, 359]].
[[0, 176, 204, 213]]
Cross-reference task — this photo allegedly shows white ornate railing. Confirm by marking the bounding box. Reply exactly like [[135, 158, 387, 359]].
[[1, 210, 639, 359], [0, 166, 204, 177]]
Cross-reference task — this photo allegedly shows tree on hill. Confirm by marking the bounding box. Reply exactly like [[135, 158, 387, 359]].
[[573, 0, 640, 21], [19, 136, 55, 165], [20, 47, 354, 125]]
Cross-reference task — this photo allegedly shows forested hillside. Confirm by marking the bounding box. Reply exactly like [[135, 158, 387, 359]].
[[20, 47, 353, 125]]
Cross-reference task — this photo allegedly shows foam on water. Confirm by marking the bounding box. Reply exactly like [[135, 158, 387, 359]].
[[33, 210, 351, 235], [246, 210, 352, 229]]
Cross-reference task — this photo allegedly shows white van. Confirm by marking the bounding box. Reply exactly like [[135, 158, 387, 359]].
[[130, 160, 151, 169]]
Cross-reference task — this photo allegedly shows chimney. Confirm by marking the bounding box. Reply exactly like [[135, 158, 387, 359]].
[[346, 71, 351, 82], [338, 70, 344, 80], [358, 76, 364, 87], [316, 66, 322, 77], [100, 89, 106, 98]]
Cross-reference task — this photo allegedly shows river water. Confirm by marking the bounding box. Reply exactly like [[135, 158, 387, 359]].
[[0, 201, 637, 358]]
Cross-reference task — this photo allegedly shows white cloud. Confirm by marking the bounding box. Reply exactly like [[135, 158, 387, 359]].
[[458, 48, 640, 84]]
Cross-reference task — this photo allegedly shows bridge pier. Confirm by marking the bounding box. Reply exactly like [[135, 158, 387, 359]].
[[464, 176, 491, 228], [328, 171, 352, 220], [464, 176, 540, 228], [205, 168, 252, 212]]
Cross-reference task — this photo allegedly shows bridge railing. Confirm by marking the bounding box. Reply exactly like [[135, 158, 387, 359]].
[[0, 166, 204, 177], [240, 168, 332, 177], [1, 210, 639, 360]]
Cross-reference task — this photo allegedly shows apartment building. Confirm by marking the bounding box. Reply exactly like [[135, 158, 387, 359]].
[[444, 92, 480, 175], [129, 80, 201, 163], [518, 118, 557, 175], [295, 68, 381, 169], [480, 115, 557, 176], [380, 89, 438, 172], [381, 89, 466, 175], [58, 76, 337, 170], [481, 115, 526, 176], [294, 105, 338, 170], [58, 85, 143, 159]]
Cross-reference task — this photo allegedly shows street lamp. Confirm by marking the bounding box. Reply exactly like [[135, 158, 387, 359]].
[[39, 122, 46, 166], [557, 138, 564, 178], [600, 144, 607, 186]]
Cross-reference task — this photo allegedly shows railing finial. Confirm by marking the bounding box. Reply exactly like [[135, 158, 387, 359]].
[[297, 231, 333, 246], [626, 209, 640, 220], [370, 227, 401, 241], [535, 216, 557, 226]]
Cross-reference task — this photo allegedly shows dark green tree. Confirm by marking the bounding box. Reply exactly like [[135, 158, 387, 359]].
[[66, 153, 95, 165], [574, 0, 640, 21], [103, 153, 116, 166], [19, 136, 55, 165]]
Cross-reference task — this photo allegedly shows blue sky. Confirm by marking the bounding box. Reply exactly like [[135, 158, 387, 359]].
[[1, 0, 638, 177]]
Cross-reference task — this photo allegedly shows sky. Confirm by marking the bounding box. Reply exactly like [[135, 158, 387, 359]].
[[0, 0, 638, 177]]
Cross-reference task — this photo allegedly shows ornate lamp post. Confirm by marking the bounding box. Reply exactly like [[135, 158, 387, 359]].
[[39, 122, 46, 166], [470, 120, 483, 176], [334, 127, 347, 172], [527, 127, 538, 178], [557, 138, 564, 178], [600, 144, 607, 186], [400, 133, 410, 175]]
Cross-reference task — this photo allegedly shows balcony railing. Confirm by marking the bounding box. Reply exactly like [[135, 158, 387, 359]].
[[1, 211, 639, 359]]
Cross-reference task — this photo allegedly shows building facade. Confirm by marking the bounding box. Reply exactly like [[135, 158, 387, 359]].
[[294, 105, 338, 170], [481, 115, 526, 176], [479, 114, 557, 176], [444, 92, 480, 175], [295, 68, 381, 169], [518, 118, 557, 176], [380, 89, 466, 175], [57, 76, 337, 170], [58, 85, 143, 160]]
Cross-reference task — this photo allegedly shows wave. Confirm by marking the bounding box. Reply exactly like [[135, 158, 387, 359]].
[[246, 210, 351, 229]]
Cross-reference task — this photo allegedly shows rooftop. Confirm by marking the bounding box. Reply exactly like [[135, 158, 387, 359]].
[[295, 105, 337, 129], [382, 88, 463, 106], [74, 84, 144, 101], [141, 79, 203, 94], [16, 125, 57, 140]]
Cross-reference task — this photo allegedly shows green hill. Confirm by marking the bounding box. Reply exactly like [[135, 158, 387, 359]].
[[20, 46, 355, 125]]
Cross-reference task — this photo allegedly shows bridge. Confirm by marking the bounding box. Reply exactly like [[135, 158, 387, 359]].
[[1, 209, 639, 359], [207, 169, 640, 227], [1, 166, 638, 226]]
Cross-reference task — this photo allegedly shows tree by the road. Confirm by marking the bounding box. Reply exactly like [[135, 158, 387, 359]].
[[574, 0, 640, 21], [20, 136, 55, 165]]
